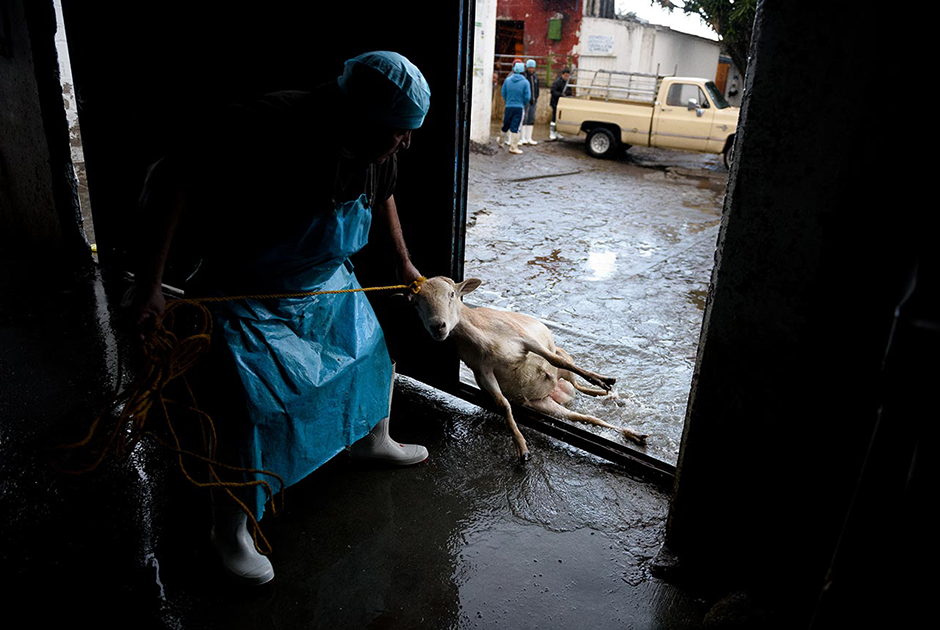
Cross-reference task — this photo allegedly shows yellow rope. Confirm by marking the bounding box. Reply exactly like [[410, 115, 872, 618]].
[[174, 276, 426, 305], [59, 276, 426, 555]]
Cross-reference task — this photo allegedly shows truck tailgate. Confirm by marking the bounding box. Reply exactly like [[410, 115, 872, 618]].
[[556, 97, 653, 146]]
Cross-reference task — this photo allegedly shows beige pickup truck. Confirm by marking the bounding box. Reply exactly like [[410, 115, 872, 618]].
[[555, 70, 739, 167]]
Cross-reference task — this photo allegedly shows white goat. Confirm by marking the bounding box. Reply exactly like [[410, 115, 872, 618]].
[[411, 276, 648, 461]]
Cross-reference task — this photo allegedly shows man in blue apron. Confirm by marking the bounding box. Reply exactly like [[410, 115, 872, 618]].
[[129, 52, 431, 585]]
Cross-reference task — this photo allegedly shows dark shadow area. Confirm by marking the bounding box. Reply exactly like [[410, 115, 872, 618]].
[[57, 0, 471, 388]]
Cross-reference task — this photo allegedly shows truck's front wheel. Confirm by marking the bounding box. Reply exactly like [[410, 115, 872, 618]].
[[586, 128, 619, 159]]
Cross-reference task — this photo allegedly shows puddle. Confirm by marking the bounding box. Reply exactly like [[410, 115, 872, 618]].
[[686, 289, 709, 311], [585, 249, 617, 281]]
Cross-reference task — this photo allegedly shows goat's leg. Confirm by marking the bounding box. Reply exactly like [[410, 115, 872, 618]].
[[555, 349, 612, 397], [556, 367, 609, 397], [526, 397, 648, 446], [549, 377, 614, 404], [569, 381, 611, 397], [523, 340, 615, 391], [475, 368, 530, 462]]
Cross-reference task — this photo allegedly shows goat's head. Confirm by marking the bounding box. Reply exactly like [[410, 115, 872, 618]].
[[411, 276, 482, 341]]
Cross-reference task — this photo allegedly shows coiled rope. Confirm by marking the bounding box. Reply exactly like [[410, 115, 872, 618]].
[[59, 277, 425, 555]]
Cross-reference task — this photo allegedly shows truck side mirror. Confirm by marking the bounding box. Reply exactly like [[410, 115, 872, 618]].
[[686, 98, 699, 110]]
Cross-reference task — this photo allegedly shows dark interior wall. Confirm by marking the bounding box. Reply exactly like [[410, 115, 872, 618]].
[[0, 0, 85, 260], [59, 0, 472, 385], [664, 2, 925, 626]]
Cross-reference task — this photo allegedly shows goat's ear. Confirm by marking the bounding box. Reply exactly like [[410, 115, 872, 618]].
[[456, 278, 482, 297], [387, 291, 413, 305]]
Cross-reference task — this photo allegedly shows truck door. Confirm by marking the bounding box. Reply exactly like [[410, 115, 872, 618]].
[[651, 81, 715, 152]]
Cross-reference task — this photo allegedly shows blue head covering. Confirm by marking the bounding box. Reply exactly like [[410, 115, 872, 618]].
[[337, 51, 431, 130], [526, 59, 536, 68], [513, 62, 525, 74]]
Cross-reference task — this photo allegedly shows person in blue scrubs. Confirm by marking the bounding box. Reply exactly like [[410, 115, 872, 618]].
[[128, 51, 432, 585], [498, 61, 531, 155], [520, 58, 540, 146]]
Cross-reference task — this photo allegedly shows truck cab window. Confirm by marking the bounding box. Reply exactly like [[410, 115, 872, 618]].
[[666, 83, 708, 108], [704, 81, 731, 109]]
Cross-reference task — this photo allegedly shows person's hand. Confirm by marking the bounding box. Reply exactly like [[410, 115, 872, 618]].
[[398, 260, 423, 289], [122, 281, 166, 341]]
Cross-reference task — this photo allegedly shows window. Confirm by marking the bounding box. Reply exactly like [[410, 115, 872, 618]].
[[704, 81, 731, 109], [666, 83, 708, 108]]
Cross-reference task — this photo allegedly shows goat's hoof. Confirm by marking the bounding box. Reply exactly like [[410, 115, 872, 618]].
[[624, 431, 649, 446], [519, 451, 531, 463]]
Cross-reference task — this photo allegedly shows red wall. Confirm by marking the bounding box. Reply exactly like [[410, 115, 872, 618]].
[[496, 0, 582, 62]]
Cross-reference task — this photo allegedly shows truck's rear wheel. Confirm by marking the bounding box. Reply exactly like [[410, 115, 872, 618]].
[[586, 128, 618, 159]]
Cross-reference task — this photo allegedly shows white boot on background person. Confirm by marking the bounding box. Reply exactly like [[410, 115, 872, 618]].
[[523, 125, 538, 145], [549, 122, 559, 141], [509, 132, 524, 154]]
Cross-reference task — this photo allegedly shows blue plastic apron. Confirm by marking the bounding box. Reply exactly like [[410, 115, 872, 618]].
[[201, 194, 393, 520]]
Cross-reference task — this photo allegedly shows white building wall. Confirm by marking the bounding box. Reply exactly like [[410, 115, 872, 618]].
[[470, 0, 497, 143], [53, 0, 79, 130], [577, 16, 719, 81]]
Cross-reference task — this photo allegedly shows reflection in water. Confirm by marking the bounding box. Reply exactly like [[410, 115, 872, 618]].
[[636, 240, 657, 257], [686, 288, 708, 311], [526, 249, 569, 289], [586, 249, 617, 280]]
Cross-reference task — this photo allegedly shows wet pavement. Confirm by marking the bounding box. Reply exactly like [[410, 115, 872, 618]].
[[0, 261, 710, 629], [465, 125, 727, 465]]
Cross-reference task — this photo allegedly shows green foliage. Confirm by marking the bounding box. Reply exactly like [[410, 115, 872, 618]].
[[653, 0, 757, 74]]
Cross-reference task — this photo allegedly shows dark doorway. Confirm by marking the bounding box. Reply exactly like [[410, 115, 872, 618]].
[[59, 0, 474, 388], [495, 19, 524, 80]]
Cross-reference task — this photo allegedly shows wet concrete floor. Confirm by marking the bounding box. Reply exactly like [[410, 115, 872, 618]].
[[0, 261, 711, 629], [465, 125, 728, 465]]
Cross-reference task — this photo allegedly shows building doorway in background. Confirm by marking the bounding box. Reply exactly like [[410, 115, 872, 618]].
[[494, 20, 524, 80]]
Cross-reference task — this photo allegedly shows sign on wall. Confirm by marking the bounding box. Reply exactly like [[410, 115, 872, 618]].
[[583, 33, 615, 56]]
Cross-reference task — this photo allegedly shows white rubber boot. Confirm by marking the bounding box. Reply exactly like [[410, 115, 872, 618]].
[[518, 125, 529, 145], [210, 502, 275, 585], [496, 131, 506, 148], [525, 125, 538, 145], [348, 416, 429, 465], [549, 122, 558, 141], [348, 372, 428, 465], [509, 132, 524, 154]]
